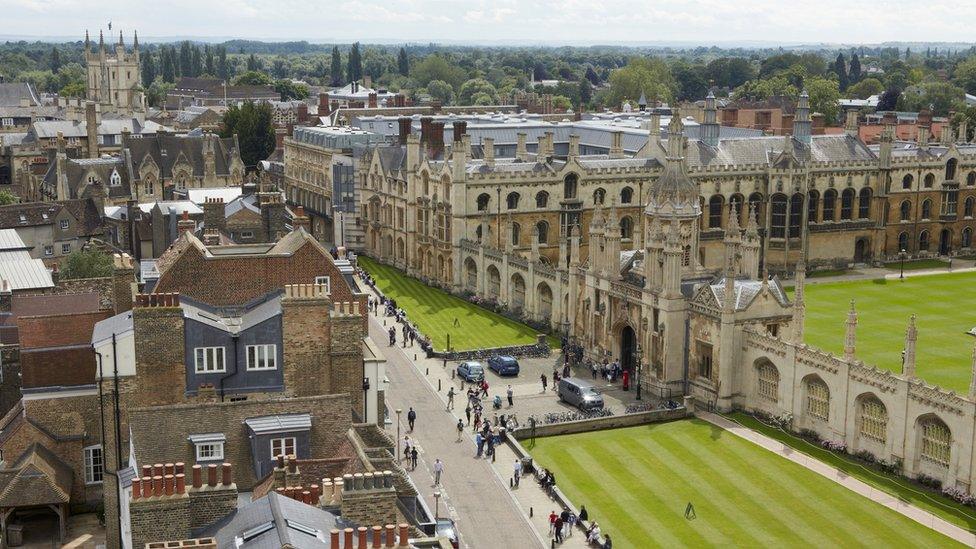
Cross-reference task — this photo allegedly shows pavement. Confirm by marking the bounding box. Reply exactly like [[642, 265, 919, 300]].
[[795, 258, 976, 286]]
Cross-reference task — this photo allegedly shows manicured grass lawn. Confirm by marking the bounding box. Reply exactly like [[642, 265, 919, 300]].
[[529, 420, 960, 548], [798, 271, 976, 394], [359, 256, 545, 351], [731, 412, 976, 532], [884, 258, 949, 271]]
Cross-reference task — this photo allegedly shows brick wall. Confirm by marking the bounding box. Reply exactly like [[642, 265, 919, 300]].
[[130, 494, 190, 549], [0, 348, 20, 418], [53, 277, 115, 311], [340, 474, 398, 527], [133, 305, 186, 406], [188, 487, 238, 530], [282, 295, 332, 397], [329, 312, 365, 418]]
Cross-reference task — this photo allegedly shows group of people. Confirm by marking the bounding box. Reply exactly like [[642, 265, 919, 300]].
[[360, 275, 434, 353], [547, 504, 610, 548]]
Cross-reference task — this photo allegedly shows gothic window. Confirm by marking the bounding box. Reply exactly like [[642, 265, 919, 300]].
[[919, 230, 930, 251], [966, 197, 975, 218], [858, 188, 872, 219], [536, 191, 549, 208], [682, 245, 691, 267], [900, 200, 912, 221], [511, 222, 521, 247], [924, 173, 935, 188], [177, 173, 188, 190], [789, 193, 803, 238], [968, 172, 976, 187], [564, 173, 578, 199], [919, 416, 951, 468], [475, 225, 483, 241], [144, 176, 155, 196], [922, 199, 932, 219], [708, 195, 724, 229], [770, 194, 787, 238], [898, 231, 909, 252], [946, 158, 958, 181], [807, 190, 819, 223], [858, 396, 887, 444], [902, 174, 913, 189], [840, 188, 855, 220], [593, 188, 606, 205], [506, 192, 520, 210], [697, 342, 713, 380], [805, 377, 829, 422], [110, 169, 121, 187], [620, 186, 634, 204], [964, 227, 973, 248], [511, 274, 526, 310], [620, 216, 633, 240], [756, 361, 779, 402], [476, 193, 490, 211], [822, 189, 836, 221], [536, 221, 549, 244]]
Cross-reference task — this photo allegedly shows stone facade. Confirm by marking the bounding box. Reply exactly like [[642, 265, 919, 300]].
[[84, 29, 146, 115]]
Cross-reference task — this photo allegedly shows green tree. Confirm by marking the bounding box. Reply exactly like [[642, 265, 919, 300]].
[[141, 52, 157, 88], [275, 79, 309, 101], [551, 95, 572, 110], [204, 45, 215, 76], [146, 79, 174, 108], [704, 57, 755, 89], [49, 46, 61, 72], [180, 41, 194, 76], [900, 81, 965, 116], [425, 79, 454, 105], [220, 101, 275, 170], [952, 106, 976, 141], [246, 53, 261, 72], [0, 191, 17, 205], [579, 79, 592, 107], [412, 54, 467, 90], [60, 81, 86, 98], [849, 54, 862, 83], [470, 92, 493, 105], [952, 56, 976, 95], [60, 250, 114, 280], [234, 70, 272, 86], [330, 46, 343, 86], [161, 47, 176, 83], [347, 42, 363, 83], [833, 53, 848, 91], [846, 78, 884, 99], [606, 57, 675, 107], [805, 77, 842, 122], [217, 46, 229, 80], [397, 47, 409, 76], [672, 60, 708, 101], [191, 46, 203, 77], [458, 78, 498, 105]]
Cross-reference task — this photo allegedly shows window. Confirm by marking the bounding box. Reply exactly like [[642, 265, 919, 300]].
[[247, 344, 277, 371], [535, 191, 549, 209], [194, 347, 226, 373], [966, 197, 975, 218], [511, 222, 521, 247], [110, 169, 121, 187], [593, 188, 606, 205], [476, 194, 490, 211], [0, 118, 12, 127], [84, 445, 103, 484], [697, 342, 713, 380], [822, 190, 836, 221], [195, 441, 225, 461], [620, 187, 633, 204], [840, 188, 855, 220], [145, 179, 154, 196], [807, 191, 819, 223], [902, 174, 913, 189], [536, 221, 549, 245], [620, 216, 633, 240], [922, 199, 932, 219], [271, 437, 297, 459], [240, 230, 254, 239], [564, 174, 578, 199], [770, 194, 787, 238], [919, 230, 930, 251], [806, 378, 829, 422], [708, 195, 724, 228], [61, 243, 70, 254], [900, 200, 912, 221], [920, 418, 951, 468], [898, 232, 909, 252], [789, 194, 803, 238], [506, 192, 520, 210], [60, 219, 69, 230], [964, 227, 973, 248], [757, 362, 779, 402], [43, 246, 52, 256], [314, 276, 331, 295], [968, 172, 976, 187], [858, 188, 871, 219], [858, 397, 887, 444], [924, 173, 935, 188], [946, 158, 958, 181]]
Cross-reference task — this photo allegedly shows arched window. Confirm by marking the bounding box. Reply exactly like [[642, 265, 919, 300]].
[[840, 188, 855, 220], [902, 174, 913, 189], [922, 199, 932, 219], [858, 188, 872, 219], [422, 172, 430, 196], [946, 158, 958, 181], [964, 227, 973, 248], [620, 187, 634, 204], [511, 274, 526, 310], [858, 396, 888, 444], [924, 173, 935, 188], [805, 377, 830, 422], [823, 189, 836, 221], [477, 193, 490, 211], [968, 172, 976, 187], [536, 191, 549, 208], [110, 169, 122, 187], [807, 190, 819, 223], [919, 230, 930, 251], [789, 193, 803, 238], [511, 222, 521, 247], [144, 176, 155, 196], [900, 200, 912, 221], [756, 361, 779, 403], [506, 192, 520, 210], [564, 173, 578, 199], [441, 175, 451, 201], [536, 221, 549, 244], [620, 216, 633, 240], [966, 197, 975, 218], [770, 194, 787, 238], [593, 188, 606, 205], [708, 195, 724, 229], [919, 416, 951, 468], [898, 232, 909, 252]]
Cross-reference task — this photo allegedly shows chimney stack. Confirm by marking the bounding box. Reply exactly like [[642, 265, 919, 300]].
[[293, 205, 311, 232], [452, 121, 467, 143], [368, 92, 378, 109], [319, 93, 331, 116], [398, 117, 411, 146], [429, 121, 445, 158], [177, 210, 195, 236]]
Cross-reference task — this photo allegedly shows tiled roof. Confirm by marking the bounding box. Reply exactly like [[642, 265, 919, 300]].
[[19, 309, 113, 349], [0, 292, 102, 345], [0, 83, 40, 107], [0, 443, 73, 507]]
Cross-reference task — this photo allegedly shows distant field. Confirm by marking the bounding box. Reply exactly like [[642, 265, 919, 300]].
[[359, 256, 544, 351], [799, 271, 976, 394], [530, 420, 959, 548]]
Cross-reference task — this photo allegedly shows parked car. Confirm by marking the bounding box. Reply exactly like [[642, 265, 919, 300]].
[[558, 377, 605, 410], [487, 355, 520, 376], [456, 361, 485, 382], [435, 518, 459, 549]]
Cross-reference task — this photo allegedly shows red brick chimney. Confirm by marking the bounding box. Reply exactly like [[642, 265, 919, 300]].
[[368, 92, 377, 109], [177, 210, 195, 236], [398, 117, 411, 146], [452, 121, 467, 143], [319, 93, 331, 116], [429, 121, 445, 158], [297, 103, 308, 124], [293, 205, 310, 232]]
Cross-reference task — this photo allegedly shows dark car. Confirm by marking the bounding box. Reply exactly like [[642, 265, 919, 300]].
[[435, 518, 459, 549], [487, 355, 520, 376], [456, 361, 485, 382]]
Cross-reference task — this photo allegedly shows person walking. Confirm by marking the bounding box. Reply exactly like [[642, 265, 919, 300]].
[[433, 458, 443, 485], [513, 458, 522, 488], [475, 433, 484, 457], [407, 407, 417, 432], [402, 436, 410, 463], [548, 511, 557, 537], [409, 330, 416, 346], [388, 326, 396, 346], [540, 374, 548, 393], [456, 418, 464, 442], [410, 446, 418, 470], [506, 385, 514, 407], [447, 388, 456, 411], [554, 517, 564, 543], [464, 404, 471, 426]]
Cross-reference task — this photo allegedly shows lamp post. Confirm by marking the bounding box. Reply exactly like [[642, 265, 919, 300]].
[[635, 343, 644, 401], [362, 376, 370, 423], [899, 248, 907, 280], [433, 490, 442, 519], [395, 408, 403, 462]]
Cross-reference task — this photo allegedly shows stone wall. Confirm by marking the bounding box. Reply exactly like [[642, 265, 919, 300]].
[[511, 408, 688, 440], [0, 347, 20, 418]]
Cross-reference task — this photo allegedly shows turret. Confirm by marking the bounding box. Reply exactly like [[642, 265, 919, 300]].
[[99, 30, 106, 58], [588, 204, 605, 274], [516, 132, 527, 162], [844, 299, 857, 361], [662, 220, 683, 298], [741, 203, 761, 278], [844, 109, 859, 137], [701, 90, 719, 147], [791, 260, 806, 343], [879, 123, 894, 170], [638, 112, 662, 158], [793, 90, 811, 144], [902, 314, 917, 379], [604, 201, 621, 279], [85, 30, 91, 54]]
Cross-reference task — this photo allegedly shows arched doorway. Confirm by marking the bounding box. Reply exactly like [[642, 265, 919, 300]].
[[620, 325, 637, 371], [940, 229, 951, 255], [854, 238, 868, 263]]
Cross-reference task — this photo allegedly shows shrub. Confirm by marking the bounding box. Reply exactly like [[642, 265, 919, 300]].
[[820, 440, 847, 453], [916, 474, 943, 491], [853, 449, 876, 463], [942, 485, 976, 506]]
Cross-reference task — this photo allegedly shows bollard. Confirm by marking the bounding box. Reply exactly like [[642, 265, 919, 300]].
[[530, 507, 533, 518], [451, 370, 455, 380], [443, 358, 447, 368], [426, 368, 429, 375], [438, 379, 441, 391], [414, 354, 417, 361], [509, 478, 513, 488]]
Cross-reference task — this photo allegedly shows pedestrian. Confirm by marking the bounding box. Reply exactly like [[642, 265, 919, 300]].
[[579, 505, 589, 524], [410, 446, 418, 470], [486, 435, 494, 459], [554, 517, 564, 543], [465, 404, 471, 425], [480, 380, 489, 398], [433, 458, 443, 485], [456, 418, 464, 442], [513, 458, 522, 488], [447, 387, 456, 410], [591, 361, 598, 379], [388, 326, 396, 346], [475, 433, 484, 457], [603, 534, 612, 549], [548, 511, 557, 536], [402, 436, 410, 463], [409, 330, 416, 346], [540, 374, 547, 393], [506, 385, 514, 407], [407, 407, 417, 432], [473, 411, 481, 433], [562, 363, 570, 379], [567, 511, 577, 537]]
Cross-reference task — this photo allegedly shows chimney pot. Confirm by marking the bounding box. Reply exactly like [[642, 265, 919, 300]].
[[372, 526, 383, 548], [142, 465, 152, 478], [276, 454, 285, 469], [164, 463, 175, 476], [191, 465, 202, 488], [385, 525, 395, 548], [164, 474, 174, 496], [175, 462, 185, 475], [142, 476, 152, 497], [207, 464, 218, 487], [358, 527, 369, 549], [131, 478, 142, 499], [153, 463, 164, 477], [344, 529, 355, 549], [175, 473, 186, 494], [222, 462, 233, 486], [310, 484, 320, 504], [330, 530, 341, 549], [398, 524, 409, 547], [153, 475, 163, 497]]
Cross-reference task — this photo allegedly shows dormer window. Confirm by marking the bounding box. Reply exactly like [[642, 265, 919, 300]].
[[60, 219, 69, 230], [110, 169, 121, 187]]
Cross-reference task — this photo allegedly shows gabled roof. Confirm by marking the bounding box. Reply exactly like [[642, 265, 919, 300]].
[[125, 133, 241, 181], [201, 492, 353, 549], [0, 82, 40, 107], [701, 276, 790, 312], [0, 443, 73, 507]]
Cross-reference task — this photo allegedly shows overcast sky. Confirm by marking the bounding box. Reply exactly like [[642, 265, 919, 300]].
[[2, 0, 973, 45]]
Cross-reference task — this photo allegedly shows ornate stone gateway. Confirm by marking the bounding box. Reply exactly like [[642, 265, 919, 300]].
[[620, 324, 637, 371]]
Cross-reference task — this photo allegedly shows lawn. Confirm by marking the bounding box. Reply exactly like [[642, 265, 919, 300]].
[[529, 420, 960, 548], [358, 256, 546, 351], [798, 271, 976, 394]]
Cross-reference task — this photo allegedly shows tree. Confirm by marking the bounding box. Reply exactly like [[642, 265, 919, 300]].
[[704, 57, 755, 89], [246, 53, 261, 72], [204, 45, 215, 76], [49, 47, 61, 72], [551, 95, 572, 110], [606, 57, 675, 108], [217, 46, 230, 80], [425, 79, 454, 105], [532, 61, 548, 81], [347, 42, 363, 83], [412, 55, 467, 90], [672, 60, 708, 101], [952, 106, 976, 141], [846, 77, 884, 99], [0, 191, 17, 206], [180, 41, 194, 76], [191, 47, 203, 77], [60, 81, 86, 98], [877, 88, 901, 111], [141, 52, 157, 88], [161, 48, 176, 83], [953, 56, 976, 95], [458, 78, 498, 105], [60, 250, 114, 280], [330, 46, 343, 86], [900, 81, 965, 116], [584, 66, 601, 86], [146, 79, 174, 108], [849, 54, 862, 83], [234, 71, 272, 86], [397, 47, 409, 76], [833, 53, 848, 91], [579, 79, 592, 107], [805, 77, 841, 123], [220, 101, 275, 170], [275, 79, 309, 101]]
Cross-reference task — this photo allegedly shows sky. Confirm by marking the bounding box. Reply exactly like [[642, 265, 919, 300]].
[[1, 0, 974, 45]]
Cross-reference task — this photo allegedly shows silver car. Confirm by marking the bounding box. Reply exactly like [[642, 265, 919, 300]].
[[557, 377, 604, 410]]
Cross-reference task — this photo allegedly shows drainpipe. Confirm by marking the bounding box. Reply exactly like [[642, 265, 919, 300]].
[[94, 347, 123, 549], [219, 335, 240, 402]]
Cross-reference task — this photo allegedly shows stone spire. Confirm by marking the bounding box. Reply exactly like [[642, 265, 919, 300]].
[[793, 90, 811, 144], [133, 30, 139, 50], [792, 260, 806, 343], [844, 299, 857, 361], [903, 314, 917, 379], [85, 30, 90, 52], [645, 115, 700, 219], [741, 203, 761, 279], [969, 343, 976, 400], [701, 90, 719, 147], [99, 30, 105, 52], [119, 30, 124, 47]]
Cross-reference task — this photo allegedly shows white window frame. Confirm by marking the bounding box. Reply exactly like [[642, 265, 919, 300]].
[[240, 230, 254, 239], [84, 444, 104, 484], [246, 344, 277, 371], [314, 276, 331, 295], [43, 245, 53, 256], [61, 243, 71, 254], [110, 169, 121, 187], [59, 219, 69, 230], [270, 437, 296, 459], [194, 346, 226, 373], [194, 441, 225, 461], [0, 118, 13, 127]]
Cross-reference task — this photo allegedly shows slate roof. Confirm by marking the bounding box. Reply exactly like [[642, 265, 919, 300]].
[[707, 276, 790, 311], [29, 118, 166, 140], [0, 82, 40, 107], [244, 413, 312, 435], [0, 443, 73, 507], [0, 199, 102, 236], [200, 491, 354, 548], [126, 133, 241, 181]]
